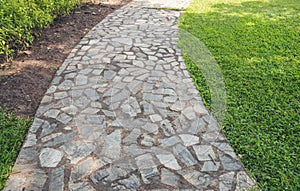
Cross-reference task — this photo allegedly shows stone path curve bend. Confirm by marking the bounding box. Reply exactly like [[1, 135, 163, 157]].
[[5, 1, 256, 190]]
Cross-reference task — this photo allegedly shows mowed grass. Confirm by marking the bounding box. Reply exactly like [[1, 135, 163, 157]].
[[0, 109, 32, 190], [180, 0, 300, 190]]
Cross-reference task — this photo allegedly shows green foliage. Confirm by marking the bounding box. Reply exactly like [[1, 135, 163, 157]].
[[180, 0, 300, 190], [0, 0, 81, 60], [0, 109, 32, 190]]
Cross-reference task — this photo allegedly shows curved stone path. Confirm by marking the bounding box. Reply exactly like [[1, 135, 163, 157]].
[[5, 1, 256, 190]]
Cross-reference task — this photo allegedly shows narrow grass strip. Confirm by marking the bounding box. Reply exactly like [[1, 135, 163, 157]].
[[0, 109, 32, 190]]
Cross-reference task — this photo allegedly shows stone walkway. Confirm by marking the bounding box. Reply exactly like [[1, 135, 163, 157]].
[[5, 1, 255, 190]]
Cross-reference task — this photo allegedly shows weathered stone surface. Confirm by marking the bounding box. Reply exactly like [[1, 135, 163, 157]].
[[180, 170, 215, 188], [49, 166, 64, 191], [39, 148, 63, 167], [69, 182, 96, 191], [61, 141, 95, 164], [23, 134, 37, 148], [117, 174, 141, 190], [236, 171, 256, 191], [159, 136, 180, 147], [102, 129, 121, 160], [156, 153, 181, 170], [161, 168, 179, 186], [219, 172, 234, 191], [173, 144, 197, 167], [201, 161, 220, 172], [123, 128, 141, 145], [179, 134, 199, 146], [193, 145, 216, 161], [219, 151, 242, 171], [136, 153, 159, 184]]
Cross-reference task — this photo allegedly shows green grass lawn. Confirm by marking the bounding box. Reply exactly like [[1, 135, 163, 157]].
[[180, 0, 300, 190], [0, 109, 32, 190]]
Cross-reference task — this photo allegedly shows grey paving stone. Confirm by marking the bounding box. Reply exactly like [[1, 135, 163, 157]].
[[173, 144, 197, 167], [121, 97, 141, 117], [123, 128, 141, 145], [236, 171, 256, 191], [23, 134, 37, 148], [117, 174, 141, 190], [102, 129, 121, 160], [40, 121, 57, 137], [49, 166, 64, 191], [161, 168, 179, 186], [159, 136, 180, 147], [219, 151, 242, 171], [69, 182, 96, 191], [104, 70, 116, 80], [135, 153, 159, 184], [124, 144, 148, 156], [150, 114, 162, 122], [156, 153, 181, 170], [39, 148, 63, 168], [193, 145, 216, 161], [219, 172, 234, 191], [61, 141, 95, 164], [179, 170, 215, 188], [44, 109, 60, 119], [179, 134, 199, 147], [71, 157, 98, 182], [141, 133, 155, 147], [201, 161, 220, 172]]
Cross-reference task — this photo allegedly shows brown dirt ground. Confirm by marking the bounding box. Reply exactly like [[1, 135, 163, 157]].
[[0, 0, 131, 118]]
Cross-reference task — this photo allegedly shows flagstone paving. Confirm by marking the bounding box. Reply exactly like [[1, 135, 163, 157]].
[[4, 1, 256, 190]]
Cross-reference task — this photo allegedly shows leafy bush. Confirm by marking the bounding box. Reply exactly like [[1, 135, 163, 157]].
[[0, 0, 81, 60]]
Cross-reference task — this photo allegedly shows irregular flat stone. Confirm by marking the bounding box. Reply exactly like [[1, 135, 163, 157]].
[[141, 133, 155, 147], [161, 168, 179, 186], [179, 170, 215, 188], [236, 171, 256, 191], [219, 172, 235, 191], [201, 161, 220, 172], [156, 153, 181, 170], [23, 134, 37, 148], [159, 136, 180, 147], [39, 148, 63, 168], [69, 182, 96, 191], [173, 144, 197, 167], [117, 174, 141, 190], [71, 157, 100, 182], [61, 141, 95, 164], [135, 153, 159, 184], [123, 128, 141, 145], [219, 151, 242, 171], [49, 166, 64, 191], [102, 129, 121, 160], [179, 134, 199, 146], [193, 145, 216, 161], [150, 114, 163, 122]]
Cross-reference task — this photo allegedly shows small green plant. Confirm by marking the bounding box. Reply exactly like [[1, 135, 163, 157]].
[[0, 109, 32, 190]]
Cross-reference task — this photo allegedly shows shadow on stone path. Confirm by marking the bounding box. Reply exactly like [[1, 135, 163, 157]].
[[4, 0, 256, 190]]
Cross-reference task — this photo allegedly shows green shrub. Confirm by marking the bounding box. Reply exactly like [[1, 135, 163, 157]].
[[0, 0, 81, 60]]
